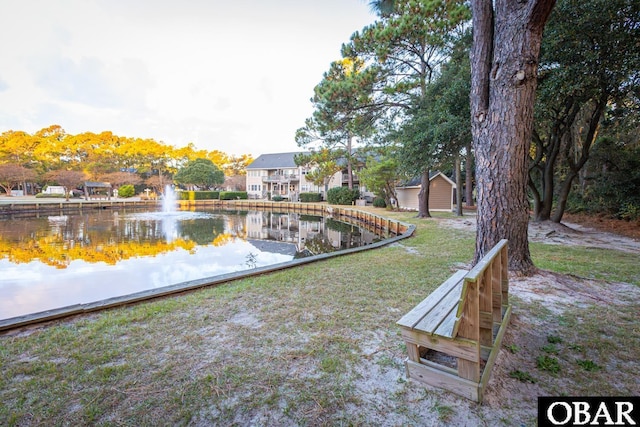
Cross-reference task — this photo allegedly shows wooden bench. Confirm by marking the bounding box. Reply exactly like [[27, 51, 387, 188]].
[[397, 239, 511, 403]]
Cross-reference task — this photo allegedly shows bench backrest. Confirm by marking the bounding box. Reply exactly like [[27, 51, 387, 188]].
[[454, 239, 509, 344], [396, 239, 508, 344]]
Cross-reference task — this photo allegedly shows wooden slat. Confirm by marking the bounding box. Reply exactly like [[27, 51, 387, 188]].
[[406, 342, 420, 363], [465, 239, 508, 282], [501, 244, 509, 305], [478, 304, 512, 404], [479, 311, 493, 330], [456, 278, 480, 382], [400, 329, 480, 362], [492, 252, 503, 323], [413, 280, 463, 335], [479, 268, 493, 347], [405, 359, 480, 402], [432, 306, 458, 338], [397, 270, 467, 329]]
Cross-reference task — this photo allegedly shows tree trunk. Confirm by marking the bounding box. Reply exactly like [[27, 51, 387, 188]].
[[346, 134, 354, 190], [551, 95, 606, 223], [417, 169, 431, 218], [551, 170, 577, 223], [470, 0, 555, 275], [528, 174, 543, 221], [465, 142, 474, 207], [455, 153, 463, 216]]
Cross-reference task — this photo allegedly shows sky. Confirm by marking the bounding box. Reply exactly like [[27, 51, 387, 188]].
[[0, 0, 378, 156]]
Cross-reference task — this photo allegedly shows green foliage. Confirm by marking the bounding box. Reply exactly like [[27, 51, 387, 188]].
[[174, 158, 224, 189], [576, 359, 601, 372], [373, 197, 387, 208], [295, 151, 343, 188], [117, 184, 135, 198], [394, 31, 472, 177], [358, 155, 400, 208], [179, 191, 219, 200], [547, 335, 563, 344], [506, 344, 520, 354], [541, 344, 560, 355], [537, 355, 561, 375], [531, 0, 640, 220], [326, 187, 360, 205], [431, 401, 455, 423], [219, 191, 248, 200], [570, 139, 640, 220], [299, 192, 322, 203], [271, 195, 284, 202], [35, 192, 65, 198]]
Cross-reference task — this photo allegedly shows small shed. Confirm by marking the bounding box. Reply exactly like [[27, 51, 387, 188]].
[[396, 172, 456, 211], [84, 181, 112, 200]]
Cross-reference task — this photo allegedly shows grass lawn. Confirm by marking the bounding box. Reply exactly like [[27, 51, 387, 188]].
[[1, 210, 638, 426]]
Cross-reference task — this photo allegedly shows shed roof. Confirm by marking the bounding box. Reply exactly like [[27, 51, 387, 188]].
[[398, 171, 456, 188]]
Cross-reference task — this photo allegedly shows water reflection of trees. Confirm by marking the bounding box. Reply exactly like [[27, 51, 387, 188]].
[[303, 234, 339, 256], [0, 209, 250, 268], [0, 209, 379, 269]]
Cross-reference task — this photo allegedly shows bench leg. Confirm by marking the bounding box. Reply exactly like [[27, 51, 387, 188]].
[[406, 342, 420, 363]]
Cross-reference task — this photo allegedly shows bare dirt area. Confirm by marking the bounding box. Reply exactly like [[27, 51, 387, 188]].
[[416, 215, 640, 425], [441, 214, 640, 253]]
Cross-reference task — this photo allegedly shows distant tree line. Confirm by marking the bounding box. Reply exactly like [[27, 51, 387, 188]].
[[0, 125, 253, 197]]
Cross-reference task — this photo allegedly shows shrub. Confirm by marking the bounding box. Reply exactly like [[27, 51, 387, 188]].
[[327, 187, 360, 205], [117, 184, 135, 198], [299, 192, 322, 203], [271, 195, 284, 202], [373, 197, 387, 208], [220, 191, 248, 200], [36, 193, 65, 198], [178, 191, 221, 200], [195, 191, 219, 200]]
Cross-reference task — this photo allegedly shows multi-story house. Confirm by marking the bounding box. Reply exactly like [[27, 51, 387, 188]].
[[246, 152, 362, 201]]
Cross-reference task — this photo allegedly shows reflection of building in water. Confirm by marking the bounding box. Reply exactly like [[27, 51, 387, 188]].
[[244, 211, 380, 254], [247, 239, 297, 258]]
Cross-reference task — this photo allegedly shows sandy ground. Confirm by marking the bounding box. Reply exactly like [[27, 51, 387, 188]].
[[440, 215, 640, 253], [362, 217, 640, 426]]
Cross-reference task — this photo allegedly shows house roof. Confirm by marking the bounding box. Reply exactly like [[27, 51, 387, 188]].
[[246, 152, 304, 169], [398, 171, 456, 188], [247, 239, 298, 257]]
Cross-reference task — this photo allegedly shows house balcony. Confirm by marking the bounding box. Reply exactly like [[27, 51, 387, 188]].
[[342, 173, 359, 183], [262, 174, 299, 183]]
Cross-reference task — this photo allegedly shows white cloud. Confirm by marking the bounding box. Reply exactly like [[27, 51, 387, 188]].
[[0, 0, 376, 156]]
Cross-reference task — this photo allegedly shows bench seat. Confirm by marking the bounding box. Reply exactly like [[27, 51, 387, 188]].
[[397, 239, 511, 403], [397, 269, 467, 338]]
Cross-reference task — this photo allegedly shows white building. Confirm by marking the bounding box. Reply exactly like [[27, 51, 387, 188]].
[[245, 152, 348, 201]]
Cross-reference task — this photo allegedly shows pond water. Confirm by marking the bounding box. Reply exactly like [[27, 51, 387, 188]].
[[0, 208, 381, 320]]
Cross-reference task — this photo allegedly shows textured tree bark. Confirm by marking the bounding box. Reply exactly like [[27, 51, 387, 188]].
[[465, 142, 475, 207], [470, 0, 555, 275], [417, 169, 431, 218], [455, 153, 463, 216]]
